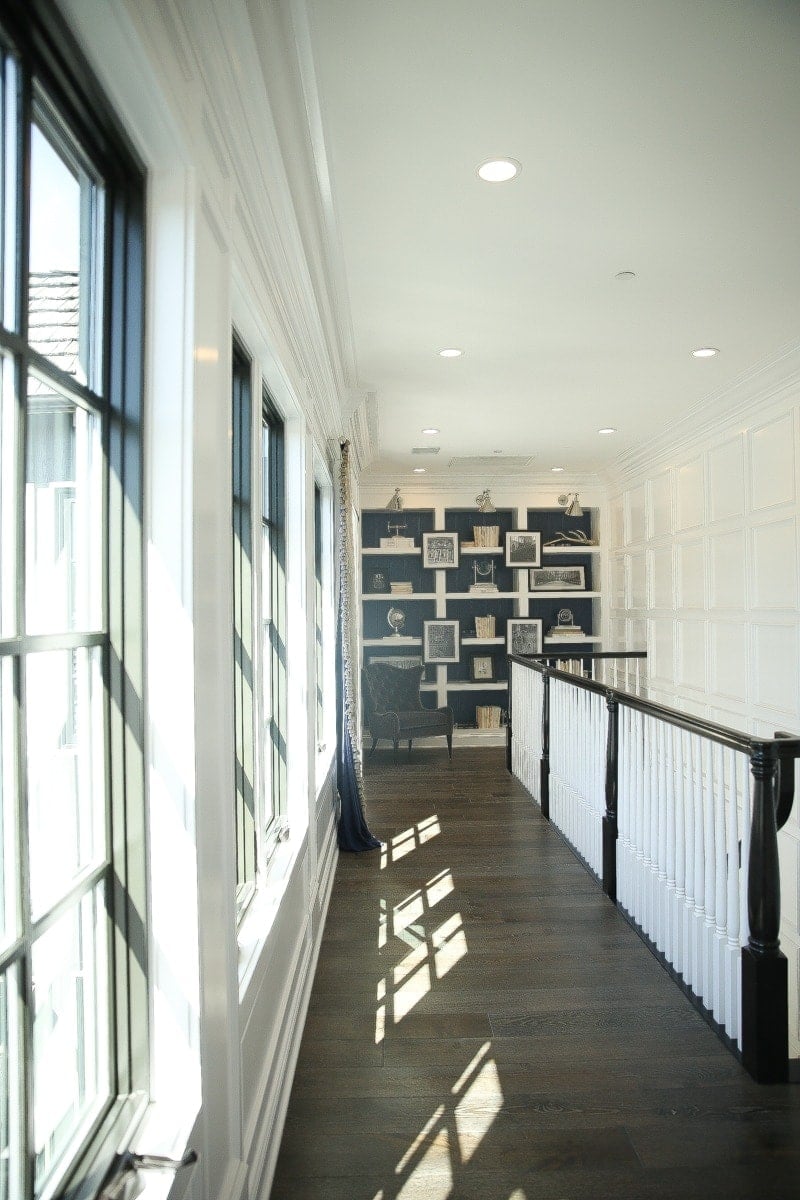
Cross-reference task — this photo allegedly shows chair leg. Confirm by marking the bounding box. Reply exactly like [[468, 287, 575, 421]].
[[393, 738, 399, 762], [446, 732, 453, 760], [407, 739, 413, 753]]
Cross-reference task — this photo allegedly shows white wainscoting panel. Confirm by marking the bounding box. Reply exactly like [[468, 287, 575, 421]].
[[629, 551, 646, 609], [677, 539, 706, 609], [752, 621, 800, 715], [709, 435, 746, 522], [648, 470, 673, 538], [676, 618, 707, 691], [676, 456, 705, 531], [750, 412, 795, 511], [709, 620, 748, 702], [647, 616, 675, 684], [649, 546, 673, 609], [610, 494, 625, 549], [709, 529, 747, 610], [751, 517, 799, 610], [627, 484, 646, 545]]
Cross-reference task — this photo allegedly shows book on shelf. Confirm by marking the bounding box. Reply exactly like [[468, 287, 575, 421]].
[[547, 628, 585, 639], [390, 582, 413, 594], [469, 583, 499, 594]]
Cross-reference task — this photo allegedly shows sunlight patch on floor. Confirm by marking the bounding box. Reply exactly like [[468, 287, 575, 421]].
[[425, 868, 454, 906], [454, 1057, 504, 1163], [395, 1104, 446, 1173], [381, 815, 441, 868], [432, 913, 468, 979], [375, 977, 386, 1045], [393, 959, 432, 1021]]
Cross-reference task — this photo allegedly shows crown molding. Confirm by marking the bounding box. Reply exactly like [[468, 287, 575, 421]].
[[606, 338, 800, 488]]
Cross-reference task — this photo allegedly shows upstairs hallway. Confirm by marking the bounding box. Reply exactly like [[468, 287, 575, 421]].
[[271, 748, 800, 1200]]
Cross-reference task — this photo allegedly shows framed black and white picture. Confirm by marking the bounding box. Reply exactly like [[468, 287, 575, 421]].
[[530, 565, 586, 591], [469, 654, 495, 682], [504, 530, 541, 568], [506, 618, 543, 656], [422, 531, 459, 569], [423, 619, 460, 663]]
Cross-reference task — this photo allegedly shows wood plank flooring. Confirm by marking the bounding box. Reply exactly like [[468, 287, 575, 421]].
[[270, 748, 800, 1199]]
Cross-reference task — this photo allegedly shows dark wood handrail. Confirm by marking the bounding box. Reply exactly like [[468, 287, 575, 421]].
[[509, 653, 800, 759]]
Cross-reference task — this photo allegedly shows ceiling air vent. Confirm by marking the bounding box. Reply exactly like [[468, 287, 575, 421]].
[[411, 446, 440, 455], [447, 455, 535, 471]]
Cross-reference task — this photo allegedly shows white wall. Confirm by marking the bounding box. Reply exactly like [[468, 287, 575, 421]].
[[607, 355, 800, 1058], [55, 2, 344, 1198]]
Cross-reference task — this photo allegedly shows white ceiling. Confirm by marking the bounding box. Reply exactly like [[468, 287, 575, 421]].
[[302, 0, 800, 479]]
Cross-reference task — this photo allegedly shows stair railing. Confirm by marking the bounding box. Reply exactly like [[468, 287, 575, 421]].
[[507, 652, 798, 1084]]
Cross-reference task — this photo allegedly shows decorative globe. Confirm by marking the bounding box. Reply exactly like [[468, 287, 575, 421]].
[[387, 606, 406, 636]]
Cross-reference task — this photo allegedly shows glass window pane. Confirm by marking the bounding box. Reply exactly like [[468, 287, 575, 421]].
[[27, 113, 104, 390], [0, 353, 15, 637], [25, 377, 102, 635], [0, 659, 16, 950], [0, 966, 22, 1200], [26, 648, 105, 920], [2, 54, 19, 333], [32, 889, 110, 1196]]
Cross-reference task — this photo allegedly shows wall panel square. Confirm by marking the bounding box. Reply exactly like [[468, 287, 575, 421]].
[[627, 485, 646, 545], [751, 517, 798, 609], [753, 621, 800, 715], [709, 529, 747, 610], [676, 456, 705, 531], [710, 621, 747, 701], [677, 539, 705, 609], [708, 435, 745, 522], [751, 412, 795, 511], [649, 546, 674, 609], [648, 471, 672, 539], [676, 619, 706, 690]]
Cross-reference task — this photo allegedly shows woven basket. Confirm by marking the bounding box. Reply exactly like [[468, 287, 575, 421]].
[[473, 524, 500, 547], [475, 615, 496, 639], [476, 705, 502, 729]]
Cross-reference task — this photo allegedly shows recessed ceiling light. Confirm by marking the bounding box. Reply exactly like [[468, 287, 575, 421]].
[[692, 346, 719, 358], [615, 270, 636, 281], [438, 348, 464, 358], [413, 467, 427, 474], [421, 427, 440, 435], [551, 466, 565, 472], [598, 427, 617, 435], [477, 158, 521, 183]]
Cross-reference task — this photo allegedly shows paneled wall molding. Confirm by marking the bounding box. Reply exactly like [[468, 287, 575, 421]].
[[608, 339, 800, 487]]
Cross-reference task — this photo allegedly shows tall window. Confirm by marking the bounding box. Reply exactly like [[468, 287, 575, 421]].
[[262, 394, 286, 846], [231, 338, 256, 909], [314, 484, 325, 752], [0, 5, 146, 1199]]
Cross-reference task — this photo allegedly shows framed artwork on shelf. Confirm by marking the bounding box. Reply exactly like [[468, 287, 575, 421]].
[[423, 619, 460, 663], [505, 530, 541, 568], [530, 565, 586, 591], [422, 531, 459, 569], [507, 618, 543, 657], [469, 654, 495, 682]]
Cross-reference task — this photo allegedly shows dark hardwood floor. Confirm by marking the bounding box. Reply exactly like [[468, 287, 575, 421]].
[[270, 748, 800, 1199]]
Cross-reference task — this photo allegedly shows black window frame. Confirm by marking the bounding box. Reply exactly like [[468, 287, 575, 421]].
[[0, 3, 148, 1198]]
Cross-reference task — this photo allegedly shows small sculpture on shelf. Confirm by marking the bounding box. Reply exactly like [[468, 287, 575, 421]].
[[469, 559, 497, 593], [547, 607, 584, 640], [387, 606, 406, 637], [543, 529, 598, 547]]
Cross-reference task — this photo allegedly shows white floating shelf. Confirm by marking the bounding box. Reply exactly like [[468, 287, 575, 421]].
[[361, 593, 436, 601], [446, 681, 508, 691], [542, 546, 601, 555], [544, 635, 602, 644], [462, 637, 505, 645], [445, 591, 522, 600], [529, 591, 601, 599], [460, 546, 503, 555], [362, 547, 421, 555], [363, 637, 422, 646]]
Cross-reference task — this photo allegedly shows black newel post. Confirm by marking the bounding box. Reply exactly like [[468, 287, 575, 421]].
[[602, 693, 619, 902], [540, 672, 550, 820], [741, 742, 788, 1083]]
